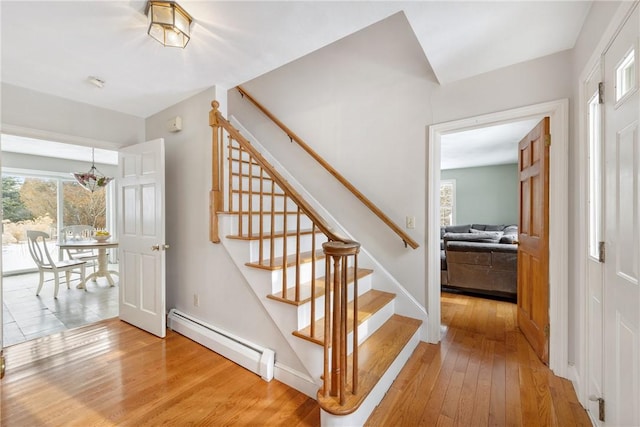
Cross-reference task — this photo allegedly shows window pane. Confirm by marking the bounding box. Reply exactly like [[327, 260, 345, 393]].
[[440, 180, 455, 226], [63, 181, 107, 228], [588, 93, 602, 259], [2, 175, 58, 274]]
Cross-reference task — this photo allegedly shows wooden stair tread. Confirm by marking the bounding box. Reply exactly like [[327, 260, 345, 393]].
[[226, 228, 322, 241], [317, 314, 422, 415], [267, 267, 373, 306], [292, 289, 395, 345], [245, 249, 325, 271]]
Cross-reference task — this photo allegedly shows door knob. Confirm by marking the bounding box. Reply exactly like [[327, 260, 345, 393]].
[[151, 244, 170, 251]]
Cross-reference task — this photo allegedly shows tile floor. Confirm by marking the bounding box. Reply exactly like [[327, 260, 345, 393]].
[[2, 266, 118, 347]]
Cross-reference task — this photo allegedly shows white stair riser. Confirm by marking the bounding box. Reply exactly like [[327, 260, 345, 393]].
[[232, 175, 277, 193], [322, 301, 395, 363], [227, 212, 314, 235], [248, 234, 329, 262], [231, 193, 298, 212], [268, 260, 327, 293], [295, 274, 373, 329]]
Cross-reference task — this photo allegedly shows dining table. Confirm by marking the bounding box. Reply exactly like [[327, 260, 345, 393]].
[[57, 240, 119, 288]]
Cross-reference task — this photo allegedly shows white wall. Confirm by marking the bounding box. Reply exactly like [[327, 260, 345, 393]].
[[1, 83, 145, 148], [144, 86, 307, 373], [441, 164, 518, 226], [231, 12, 433, 305], [230, 12, 573, 310]]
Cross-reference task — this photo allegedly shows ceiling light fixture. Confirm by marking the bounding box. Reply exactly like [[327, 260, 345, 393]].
[[73, 148, 113, 193], [146, 1, 193, 48]]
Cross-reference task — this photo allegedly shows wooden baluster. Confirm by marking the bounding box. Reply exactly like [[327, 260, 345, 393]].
[[330, 253, 341, 398], [238, 147, 244, 237], [269, 183, 276, 268], [352, 253, 358, 394], [282, 195, 288, 299], [310, 224, 316, 338], [295, 207, 301, 302], [227, 137, 234, 214], [248, 153, 254, 238], [322, 247, 331, 397], [340, 254, 348, 405], [259, 170, 264, 264]]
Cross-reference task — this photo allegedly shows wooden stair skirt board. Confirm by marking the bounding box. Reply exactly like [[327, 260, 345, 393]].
[[319, 315, 422, 426]]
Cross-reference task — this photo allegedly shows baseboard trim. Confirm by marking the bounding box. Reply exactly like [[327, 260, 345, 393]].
[[274, 362, 319, 399]]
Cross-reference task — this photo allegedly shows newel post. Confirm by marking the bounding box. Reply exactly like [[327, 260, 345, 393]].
[[321, 240, 361, 404], [209, 100, 223, 243]]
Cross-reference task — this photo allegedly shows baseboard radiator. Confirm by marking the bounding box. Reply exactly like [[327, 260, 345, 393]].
[[167, 309, 275, 381]]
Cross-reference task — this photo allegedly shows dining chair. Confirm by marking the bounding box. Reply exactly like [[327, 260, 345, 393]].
[[59, 225, 99, 278], [26, 230, 87, 298]]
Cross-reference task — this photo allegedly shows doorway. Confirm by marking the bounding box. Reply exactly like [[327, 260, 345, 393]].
[[1, 134, 119, 346], [427, 99, 570, 376]]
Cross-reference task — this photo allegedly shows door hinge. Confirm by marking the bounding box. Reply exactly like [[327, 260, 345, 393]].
[[544, 324, 550, 337], [598, 82, 604, 104], [598, 241, 606, 263], [589, 395, 605, 422], [544, 135, 551, 147]]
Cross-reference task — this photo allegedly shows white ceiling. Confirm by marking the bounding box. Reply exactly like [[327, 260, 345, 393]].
[[440, 118, 542, 170], [1, 1, 592, 119], [0, 1, 591, 167]]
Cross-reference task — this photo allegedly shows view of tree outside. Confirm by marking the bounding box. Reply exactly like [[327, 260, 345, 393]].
[[2, 173, 108, 273], [63, 181, 106, 228], [440, 180, 455, 226]]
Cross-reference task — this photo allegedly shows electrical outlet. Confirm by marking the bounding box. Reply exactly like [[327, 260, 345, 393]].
[[406, 216, 415, 229], [193, 294, 200, 307]]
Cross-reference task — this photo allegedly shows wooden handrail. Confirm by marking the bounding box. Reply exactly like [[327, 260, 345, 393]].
[[236, 85, 419, 250]]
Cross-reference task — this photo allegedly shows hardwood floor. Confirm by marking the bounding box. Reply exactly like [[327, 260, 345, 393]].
[[366, 292, 591, 426], [0, 319, 319, 426], [1, 292, 591, 426]]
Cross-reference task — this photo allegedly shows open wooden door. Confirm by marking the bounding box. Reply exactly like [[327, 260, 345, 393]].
[[118, 138, 167, 338], [517, 117, 550, 364]]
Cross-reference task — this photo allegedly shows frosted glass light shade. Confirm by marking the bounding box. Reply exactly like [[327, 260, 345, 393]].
[[147, 1, 192, 48]]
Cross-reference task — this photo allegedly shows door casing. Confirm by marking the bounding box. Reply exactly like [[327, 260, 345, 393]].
[[427, 99, 569, 377]]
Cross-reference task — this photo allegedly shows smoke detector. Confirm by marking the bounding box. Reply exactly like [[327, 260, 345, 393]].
[[88, 76, 105, 88]]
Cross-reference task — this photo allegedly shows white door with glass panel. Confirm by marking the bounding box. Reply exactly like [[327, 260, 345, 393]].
[[118, 138, 167, 338], [585, 61, 605, 425], [602, 4, 639, 425]]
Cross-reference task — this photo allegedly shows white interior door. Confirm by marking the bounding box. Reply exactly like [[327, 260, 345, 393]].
[[585, 63, 605, 425], [603, 4, 639, 425], [118, 138, 167, 338]]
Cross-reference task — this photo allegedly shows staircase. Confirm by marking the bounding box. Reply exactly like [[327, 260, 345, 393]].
[[210, 100, 426, 426]]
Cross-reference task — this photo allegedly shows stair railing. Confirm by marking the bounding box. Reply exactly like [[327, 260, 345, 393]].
[[209, 100, 362, 409], [235, 85, 419, 250]]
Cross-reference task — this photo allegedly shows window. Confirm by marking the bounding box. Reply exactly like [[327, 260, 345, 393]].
[[440, 179, 456, 226], [2, 171, 111, 274], [616, 49, 636, 102], [588, 91, 602, 259]]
